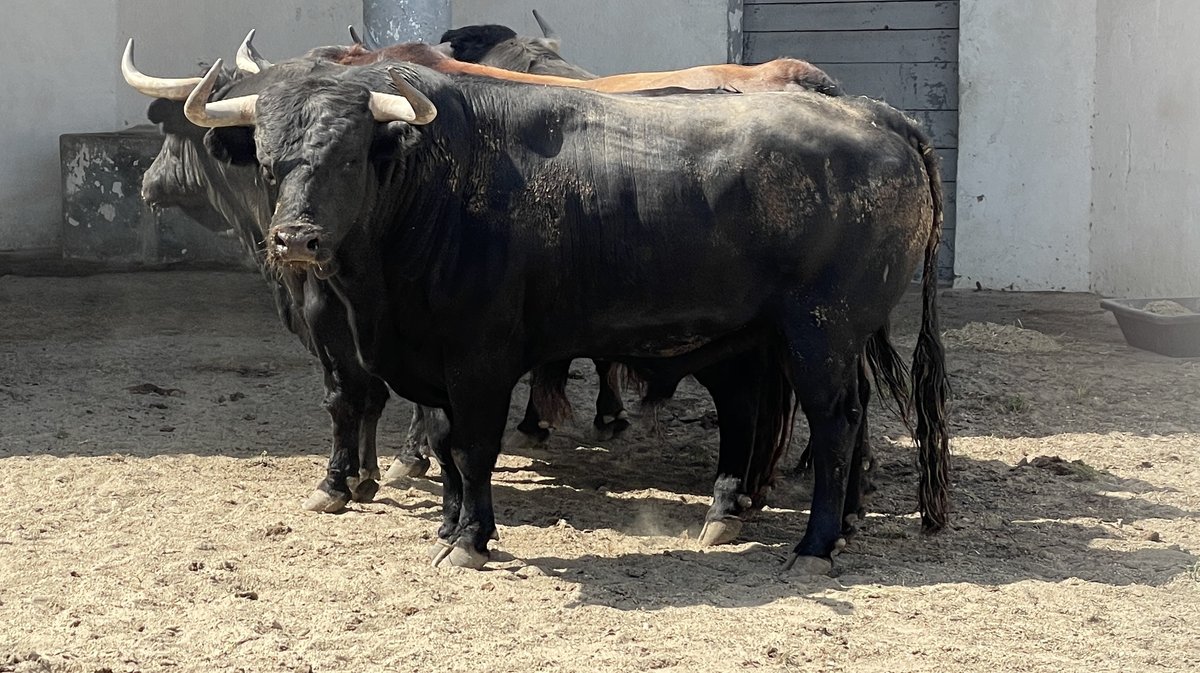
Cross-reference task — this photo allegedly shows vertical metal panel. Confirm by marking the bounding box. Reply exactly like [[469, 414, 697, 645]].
[[742, 0, 959, 279]]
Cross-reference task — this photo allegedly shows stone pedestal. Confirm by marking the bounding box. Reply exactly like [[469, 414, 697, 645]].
[[60, 125, 248, 269]]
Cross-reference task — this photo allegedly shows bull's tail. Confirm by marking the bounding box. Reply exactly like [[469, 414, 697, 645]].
[[908, 129, 951, 532], [864, 322, 911, 428], [745, 342, 799, 505], [529, 363, 574, 427]]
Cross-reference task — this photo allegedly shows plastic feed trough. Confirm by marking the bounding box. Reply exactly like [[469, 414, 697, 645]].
[[1100, 297, 1200, 358]]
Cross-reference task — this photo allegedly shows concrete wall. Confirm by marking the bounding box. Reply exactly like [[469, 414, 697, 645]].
[[0, 0, 358, 254], [452, 0, 731, 75], [957, 0, 1200, 295], [1091, 0, 1200, 297], [1, 2, 119, 252], [953, 0, 1096, 292]]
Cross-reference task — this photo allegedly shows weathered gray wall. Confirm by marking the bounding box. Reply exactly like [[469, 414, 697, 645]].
[[364, 0, 450, 45], [451, 0, 731, 75]]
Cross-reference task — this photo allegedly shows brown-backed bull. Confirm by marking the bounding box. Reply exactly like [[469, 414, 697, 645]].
[[187, 61, 950, 573], [296, 34, 840, 96]]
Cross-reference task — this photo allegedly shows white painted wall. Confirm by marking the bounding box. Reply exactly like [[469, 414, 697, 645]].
[[1091, 0, 1200, 297], [953, 0, 1096, 292], [0, 0, 358, 253], [957, 0, 1200, 295], [452, 0, 731, 75], [0, 0, 727, 254], [1, 1, 119, 252]]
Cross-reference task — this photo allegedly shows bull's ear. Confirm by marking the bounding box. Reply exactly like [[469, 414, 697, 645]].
[[146, 98, 176, 124], [371, 121, 422, 161], [204, 127, 257, 165]]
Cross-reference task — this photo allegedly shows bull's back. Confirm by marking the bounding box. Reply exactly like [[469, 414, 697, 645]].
[[452, 85, 933, 335]]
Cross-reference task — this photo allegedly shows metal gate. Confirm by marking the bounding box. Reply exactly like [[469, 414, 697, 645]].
[[740, 0, 959, 280]]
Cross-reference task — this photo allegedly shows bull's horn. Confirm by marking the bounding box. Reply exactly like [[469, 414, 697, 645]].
[[532, 9, 557, 39], [236, 29, 273, 74], [121, 38, 202, 100], [184, 59, 258, 128], [370, 68, 437, 125], [349, 25, 365, 46]]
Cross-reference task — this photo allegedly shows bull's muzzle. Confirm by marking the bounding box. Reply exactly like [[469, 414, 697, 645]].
[[269, 223, 324, 264]]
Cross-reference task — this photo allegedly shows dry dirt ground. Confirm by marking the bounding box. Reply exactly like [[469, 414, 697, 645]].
[[1, 271, 1197, 673]]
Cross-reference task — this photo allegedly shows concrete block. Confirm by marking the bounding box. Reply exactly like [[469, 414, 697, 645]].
[[60, 126, 249, 269]]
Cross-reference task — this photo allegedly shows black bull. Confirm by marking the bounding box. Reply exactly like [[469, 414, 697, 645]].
[[136, 43, 627, 515], [191, 62, 951, 572]]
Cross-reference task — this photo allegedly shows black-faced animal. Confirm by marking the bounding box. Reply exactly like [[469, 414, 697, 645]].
[[187, 61, 950, 573]]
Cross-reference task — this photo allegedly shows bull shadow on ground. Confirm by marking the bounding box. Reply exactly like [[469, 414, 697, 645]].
[[369, 442, 1198, 612]]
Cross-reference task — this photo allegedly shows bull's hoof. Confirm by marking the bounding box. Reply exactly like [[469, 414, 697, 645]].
[[593, 411, 631, 442], [350, 479, 380, 503], [383, 456, 431, 484], [698, 517, 743, 547], [428, 539, 490, 570], [503, 428, 548, 450], [841, 513, 859, 538], [302, 489, 348, 513], [783, 554, 833, 576]]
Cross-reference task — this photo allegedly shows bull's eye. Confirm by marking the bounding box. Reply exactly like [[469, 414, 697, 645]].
[[343, 158, 360, 169]]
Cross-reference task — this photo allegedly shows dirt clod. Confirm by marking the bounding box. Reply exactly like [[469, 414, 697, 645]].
[[126, 383, 182, 397]]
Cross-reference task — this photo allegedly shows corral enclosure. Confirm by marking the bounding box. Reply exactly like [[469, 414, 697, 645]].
[[2, 273, 1198, 672], [2, 1, 1200, 671]]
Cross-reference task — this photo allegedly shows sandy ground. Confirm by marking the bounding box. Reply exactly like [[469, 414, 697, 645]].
[[1, 271, 1197, 673]]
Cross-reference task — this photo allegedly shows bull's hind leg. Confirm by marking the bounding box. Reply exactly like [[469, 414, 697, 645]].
[[841, 365, 874, 537], [349, 378, 389, 503], [785, 364, 875, 536], [692, 350, 766, 547], [515, 360, 571, 444], [592, 360, 630, 441], [780, 314, 864, 574], [384, 406, 435, 484]]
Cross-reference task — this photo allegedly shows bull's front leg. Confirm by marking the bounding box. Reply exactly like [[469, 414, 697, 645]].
[[299, 277, 372, 513], [428, 362, 516, 570], [349, 377, 390, 503], [303, 368, 369, 513]]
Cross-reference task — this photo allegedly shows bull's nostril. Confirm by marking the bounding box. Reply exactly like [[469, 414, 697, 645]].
[[273, 233, 288, 248], [305, 237, 320, 252]]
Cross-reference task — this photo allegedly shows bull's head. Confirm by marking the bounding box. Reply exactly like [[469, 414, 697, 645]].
[[184, 62, 437, 276], [123, 39, 239, 229]]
